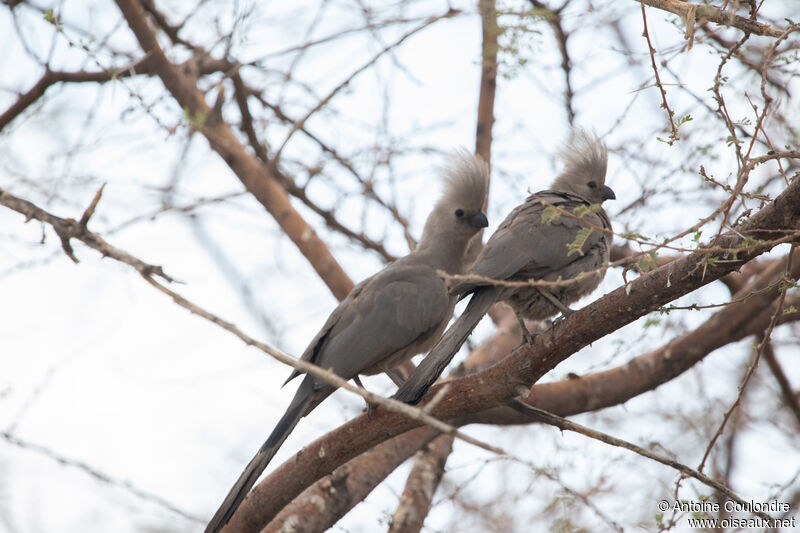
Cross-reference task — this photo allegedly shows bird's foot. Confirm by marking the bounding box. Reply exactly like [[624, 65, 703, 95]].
[[354, 375, 379, 417], [514, 313, 538, 348]]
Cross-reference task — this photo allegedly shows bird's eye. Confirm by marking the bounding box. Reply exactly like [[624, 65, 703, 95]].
[[455, 209, 464, 217], [587, 181, 597, 189]]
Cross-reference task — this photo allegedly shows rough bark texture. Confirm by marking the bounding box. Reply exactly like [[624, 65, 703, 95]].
[[260, 427, 440, 533], [225, 177, 800, 532], [388, 434, 454, 533]]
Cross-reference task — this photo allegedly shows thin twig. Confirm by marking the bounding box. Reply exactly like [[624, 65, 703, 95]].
[[510, 401, 776, 523], [1, 430, 203, 523], [697, 244, 795, 472], [640, 2, 678, 144], [141, 274, 508, 457]]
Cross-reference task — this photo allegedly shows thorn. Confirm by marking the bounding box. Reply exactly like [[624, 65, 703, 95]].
[[80, 183, 106, 229], [58, 233, 79, 264]]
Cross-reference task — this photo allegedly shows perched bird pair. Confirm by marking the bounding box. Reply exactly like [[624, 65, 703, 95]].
[[206, 151, 490, 533], [395, 130, 614, 403], [207, 131, 615, 533]]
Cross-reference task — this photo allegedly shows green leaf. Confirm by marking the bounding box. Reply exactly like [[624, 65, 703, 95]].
[[566, 227, 593, 257], [541, 205, 560, 224], [637, 251, 658, 272], [572, 203, 602, 218], [618, 231, 650, 242]]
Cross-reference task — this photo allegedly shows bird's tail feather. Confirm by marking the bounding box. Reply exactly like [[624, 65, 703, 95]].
[[205, 384, 316, 533], [394, 286, 500, 404]]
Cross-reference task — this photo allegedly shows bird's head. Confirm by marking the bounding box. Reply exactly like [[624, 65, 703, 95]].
[[550, 129, 615, 205], [419, 150, 490, 247]]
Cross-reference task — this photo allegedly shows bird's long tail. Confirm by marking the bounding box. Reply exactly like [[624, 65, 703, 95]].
[[205, 379, 322, 533], [394, 286, 500, 404]]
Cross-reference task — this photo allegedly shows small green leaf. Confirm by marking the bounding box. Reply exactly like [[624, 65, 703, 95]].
[[618, 231, 650, 242], [637, 251, 658, 273], [541, 205, 560, 224], [566, 227, 593, 257], [572, 203, 602, 218]]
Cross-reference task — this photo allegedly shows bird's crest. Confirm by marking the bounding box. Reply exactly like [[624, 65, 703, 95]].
[[553, 129, 608, 188], [438, 149, 490, 212]]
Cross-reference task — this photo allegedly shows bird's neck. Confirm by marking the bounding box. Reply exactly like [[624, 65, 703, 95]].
[[414, 234, 470, 275]]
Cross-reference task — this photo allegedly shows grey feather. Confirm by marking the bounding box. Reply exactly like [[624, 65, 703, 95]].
[[395, 130, 615, 405], [439, 149, 490, 212], [206, 151, 489, 533], [551, 129, 608, 197]]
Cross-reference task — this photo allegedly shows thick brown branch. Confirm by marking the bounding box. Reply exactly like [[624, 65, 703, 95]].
[[229, 74, 397, 262], [260, 287, 800, 532], [243, 253, 798, 530], [260, 427, 441, 533], [388, 434, 454, 533], [477, 252, 800, 423], [465, 0, 498, 273], [114, 0, 354, 299], [475, 0, 498, 164], [231, 177, 800, 531], [762, 337, 800, 427], [0, 56, 232, 133], [637, 0, 785, 38]]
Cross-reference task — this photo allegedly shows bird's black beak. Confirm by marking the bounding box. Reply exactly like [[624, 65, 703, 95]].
[[601, 185, 616, 201], [469, 211, 489, 228]]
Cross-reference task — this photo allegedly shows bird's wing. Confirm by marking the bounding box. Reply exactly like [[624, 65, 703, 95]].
[[287, 261, 450, 386], [469, 191, 608, 283]]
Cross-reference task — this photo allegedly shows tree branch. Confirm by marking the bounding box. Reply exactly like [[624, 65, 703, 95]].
[[231, 176, 800, 530], [762, 340, 800, 427], [388, 434, 454, 533], [261, 427, 441, 533], [530, 0, 575, 125], [0, 55, 232, 133], [637, 0, 787, 38], [508, 402, 775, 523], [114, 0, 355, 300], [0, 186, 174, 281], [1, 430, 202, 523]]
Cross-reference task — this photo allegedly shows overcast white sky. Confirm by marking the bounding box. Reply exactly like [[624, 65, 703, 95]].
[[1, 1, 799, 532]]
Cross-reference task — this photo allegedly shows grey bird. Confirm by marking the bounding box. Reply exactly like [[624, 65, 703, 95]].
[[394, 130, 615, 405], [206, 152, 489, 533]]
